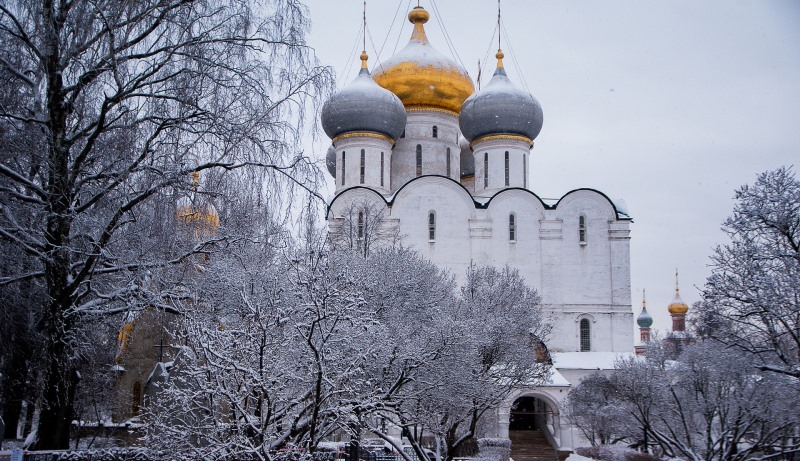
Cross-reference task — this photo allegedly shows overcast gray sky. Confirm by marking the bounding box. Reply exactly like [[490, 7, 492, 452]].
[[303, 0, 800, 337]]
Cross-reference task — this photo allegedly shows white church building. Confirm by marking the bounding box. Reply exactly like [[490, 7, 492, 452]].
[[322, 5, 634, 455]]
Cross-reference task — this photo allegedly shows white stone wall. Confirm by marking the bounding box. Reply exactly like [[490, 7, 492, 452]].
[[333, 136, 394, 194], [391, 111, 460, 188], [471, 138, 531, 196], [328, 177, 633, 354]]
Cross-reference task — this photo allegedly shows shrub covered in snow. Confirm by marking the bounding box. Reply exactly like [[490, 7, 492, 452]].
[[55, 448, 152, 460], [575, 445, 659, 461], [476, 438, 510, 461]]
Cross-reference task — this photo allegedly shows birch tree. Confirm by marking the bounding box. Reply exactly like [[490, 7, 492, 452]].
[[697, 166, 800, 380], [0, 0, 331, 449]]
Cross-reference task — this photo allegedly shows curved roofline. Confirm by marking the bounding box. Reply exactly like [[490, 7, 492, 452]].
[[553, 188, 632, 221], [327, 182, 633, 221]]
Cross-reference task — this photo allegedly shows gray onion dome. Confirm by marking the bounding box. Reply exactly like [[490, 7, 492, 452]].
[[325, 144, 336, 177], [637, 307, 653, 328], [321, 52, 406, 141], [459, 51, 543, 143]]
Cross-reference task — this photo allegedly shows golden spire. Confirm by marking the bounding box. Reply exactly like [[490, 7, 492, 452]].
[[496, 49, 505, 68], [675, 268, 680, 296], [409, 6, 430, 43], [360, 51, 368, 69], [642, 288, 647, 308]]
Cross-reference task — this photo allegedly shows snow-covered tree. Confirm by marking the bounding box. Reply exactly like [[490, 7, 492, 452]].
[[696, 166, 800, 380], [0, 0, 331, 449], [359, 264, 550, 461], [569, 341, 800, 461]]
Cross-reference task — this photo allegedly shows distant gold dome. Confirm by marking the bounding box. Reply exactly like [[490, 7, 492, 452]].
[[373, 6, 475, 115], [667, 270, 689, 315], [177, 172, 220, 238]]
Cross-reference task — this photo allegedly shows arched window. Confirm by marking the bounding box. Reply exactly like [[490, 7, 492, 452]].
[[360, 149, 365, 184], [509, 213, 516, 241], [416, 144, 422, 176], [380, 152, 385, 187], [357, 211, 364, 239], [341, 151, 346, 186], [446, 147, 451, 177], [580, 319, 591, 351], [579, 215, 587, 244], [504, 151, 510, 186], [483, 152, 488, 188], [523, 154, 527, 188], [428, 212, 436, 241], [132, 381, 143, 416], [432, 126, 438, 138]]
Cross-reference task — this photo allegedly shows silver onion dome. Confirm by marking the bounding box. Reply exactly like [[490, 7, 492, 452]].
[[325, 144, 336, 177], [459, 51, 543, 143], [321, 53, 407, 141], [637, 307, 654, 328]]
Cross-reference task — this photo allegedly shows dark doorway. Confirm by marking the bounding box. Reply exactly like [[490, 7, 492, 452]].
[[509, 396, 548, 431]]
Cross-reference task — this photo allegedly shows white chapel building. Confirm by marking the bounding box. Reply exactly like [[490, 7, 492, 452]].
[[322, 6, 634, 455]]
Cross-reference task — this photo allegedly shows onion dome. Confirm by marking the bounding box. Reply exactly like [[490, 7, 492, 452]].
[[321, 51, 406, 142], [372, 6, 474, 114], [325, 144, 336, 177], [637, 290, 653, 328], [176, 172, 220, 237], [459, 50, 543, 143], [667, 270, 689, 315]]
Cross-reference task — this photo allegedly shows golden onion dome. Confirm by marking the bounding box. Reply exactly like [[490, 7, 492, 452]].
[[372, 6, 475, 115], [176, 172, 220, 238], [667, 270, 689, 315]]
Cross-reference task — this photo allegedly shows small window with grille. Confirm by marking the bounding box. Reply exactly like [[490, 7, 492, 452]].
[[580, 319, 591, 351], [428, 212, 436, 241]]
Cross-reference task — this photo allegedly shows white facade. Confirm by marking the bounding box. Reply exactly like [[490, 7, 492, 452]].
[[322, 6, 634, 453]]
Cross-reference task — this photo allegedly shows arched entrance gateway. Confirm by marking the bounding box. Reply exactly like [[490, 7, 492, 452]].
[[506, 395, 561, 461]]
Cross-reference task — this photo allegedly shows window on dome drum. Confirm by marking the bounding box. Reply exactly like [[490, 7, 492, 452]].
[[360, 149, 365, 184], [416, 145, 422, 176], [341, 151, 346, 186], [428, 212, 436, 241], [446, 147, 451, 177], [432, 126, 438, 138], [523, 154, 527, 188], [357, 211, 364, 239], [580, 319, 591, 351], [509, 213, 516, 241], [483, 152, 488, 188], [380, 152, 384, 187], [579, 215, 587, 244], [505, 151, 510, 186]]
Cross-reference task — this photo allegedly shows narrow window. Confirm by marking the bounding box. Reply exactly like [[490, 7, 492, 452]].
[[446, 147, 451, 178], [432, 126, 438, 138], [357, 211, 364, 239], [483, 152, 488, 188], [341, 151, 346, 186], [580, 319, 591, 351], [509, 213, 516, 241], [579, 215, 587, 244], [360, 149, 365, 184], [380, 152, 384, 187], [504, 151, 510, 186], [132, 381, 142, 416], [428, 212, 436, 241], [523, 154, 527, 188], [401, 130, 405, 138], [416, 144, 422, 177]]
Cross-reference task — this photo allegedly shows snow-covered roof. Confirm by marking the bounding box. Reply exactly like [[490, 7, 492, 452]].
[[544, 367, 571, 387], [552, 351, 636, 370]]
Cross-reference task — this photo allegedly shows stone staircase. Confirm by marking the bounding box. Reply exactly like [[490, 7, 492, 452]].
[[509, 430, 559, 461]]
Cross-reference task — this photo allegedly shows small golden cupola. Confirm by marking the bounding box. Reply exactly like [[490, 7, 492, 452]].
[[667, 269, 689, 316], [372, 5, 475, 115], [176, 171, 220, 238]]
